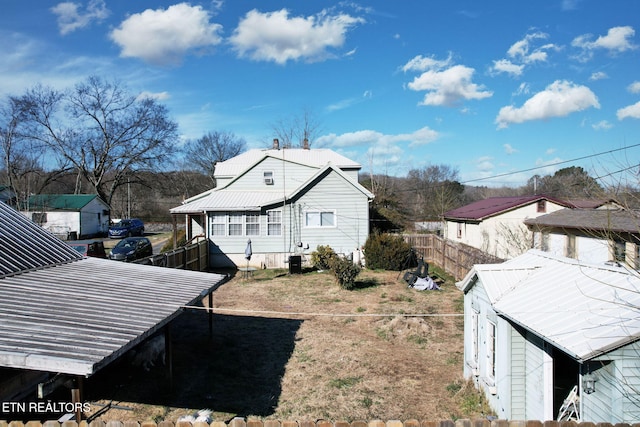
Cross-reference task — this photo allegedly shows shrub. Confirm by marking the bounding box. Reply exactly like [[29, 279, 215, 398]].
[[330, 255, 361, 290], [363, 232, 415, 270], [310, 245, 338, 270]]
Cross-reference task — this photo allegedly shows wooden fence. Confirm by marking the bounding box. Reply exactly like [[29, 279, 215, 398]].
[[2, 418, 638, 427], [402, 234, 502, 281], [133, 240, 208, 272]]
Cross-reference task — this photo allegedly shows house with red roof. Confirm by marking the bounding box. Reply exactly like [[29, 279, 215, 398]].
[[443, 195, 571, 259]]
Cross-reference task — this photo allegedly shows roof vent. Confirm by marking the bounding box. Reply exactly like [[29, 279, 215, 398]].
[[273, 138, 279, 150]]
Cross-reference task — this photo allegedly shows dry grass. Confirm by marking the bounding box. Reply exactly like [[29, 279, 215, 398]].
[[84, 268, 492, 423]]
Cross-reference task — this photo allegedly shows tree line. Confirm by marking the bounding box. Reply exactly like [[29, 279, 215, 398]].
[[1, 75, 637, 226]]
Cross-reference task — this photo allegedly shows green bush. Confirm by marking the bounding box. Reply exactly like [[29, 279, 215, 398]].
[[363, 232, 415, 270], [310, 245, 337, 270], [330, 255, 361, 290]]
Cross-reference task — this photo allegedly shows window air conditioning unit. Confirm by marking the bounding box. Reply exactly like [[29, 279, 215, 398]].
[[264, 177, 274, 185]]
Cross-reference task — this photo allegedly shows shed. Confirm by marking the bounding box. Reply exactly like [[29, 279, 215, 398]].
[[0, 200, 226, 400], [457, 249, 640, 422], [22, 194, 111, 239]]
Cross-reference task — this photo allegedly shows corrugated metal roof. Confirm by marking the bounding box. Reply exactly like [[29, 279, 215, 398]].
[[0, 201, 82, 276], [444, 195, 570, 221], [459, 250, 640, 362], [214, 148, 361, 178], [0, 258, 226, 376], [26, 194, 105, 211], [0, 201, 227, 376], [524, 208, 640, 234], [171, 191, 285, 214]]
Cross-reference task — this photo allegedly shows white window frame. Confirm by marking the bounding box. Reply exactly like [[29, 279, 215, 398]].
[[209, 211, 261, 237], [263, 170, 274, 185], [210, 213, 226, 236], [267, 210, 282, 236], [486, 320, 496, 383], [304, 210, 336, 228], [245, 212, 260, 236], [471, 310, 479, 374]]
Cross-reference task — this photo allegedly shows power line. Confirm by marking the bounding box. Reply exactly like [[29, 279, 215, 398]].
[[461, 142, 640, 185]]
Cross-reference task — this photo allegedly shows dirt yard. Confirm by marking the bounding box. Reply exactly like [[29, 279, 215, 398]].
[[84, 268, 492, 423]]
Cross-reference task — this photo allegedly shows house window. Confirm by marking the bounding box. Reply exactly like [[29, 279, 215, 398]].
[[537, 200, 546, 213], [245, 212, 260, 236], [210, 213, 225, 236], [267, 210, 282, 236], [457, 223, 462, 239], [613, 239, 626, 263], [228, 213, 243, 236], [264, 171, 274, 185], [541, 232, 549, 251], [486, 320, 496, 381], [566, 235, 576, 259], [306, 211, 336, 227], [471, 310, 479, 371], [32, 212, 47, 224]]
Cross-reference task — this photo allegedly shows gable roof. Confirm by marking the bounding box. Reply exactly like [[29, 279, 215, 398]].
[[214, 148, 362, 179], [27, 194, 107, 211], [171, 163, 373, 214], [0, 200, 226, 376], [444, 195, 570, 221], [458, 250, 640, 362], [524, 208, 640, 234]]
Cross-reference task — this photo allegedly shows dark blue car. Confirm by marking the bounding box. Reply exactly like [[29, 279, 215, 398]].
[[108, 218, 145, 238], [108, 236, 153, 261]]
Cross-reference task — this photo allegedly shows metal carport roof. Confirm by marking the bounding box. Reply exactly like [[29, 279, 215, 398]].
[[0, 201, 226, 377]]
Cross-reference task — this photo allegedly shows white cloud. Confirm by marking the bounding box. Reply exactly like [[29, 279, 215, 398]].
[[572, 26, 637, 61], [51, 0, 109, 35], [137, 91, 170, 101], [628, 81, 640, 94], [109, 3, 223, 66], [491, 32, 558, 77], [617, 101, 640, 120], [504, 144, 517, 154], [491, 59, 524, 77], [317, 126, 439, 149], [589, 71, 608, 80], [403, 55, 492, 106], [591, 120, 612, 130], [229, 9, 364, 64], [495, 80, 600, 128]]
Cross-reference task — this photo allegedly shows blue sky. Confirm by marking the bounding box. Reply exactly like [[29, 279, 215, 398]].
[[2, 1, 640, 187]]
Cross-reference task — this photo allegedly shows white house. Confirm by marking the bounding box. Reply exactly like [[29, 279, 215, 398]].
[[457, 249, 640, 422], [443, 195, 571, 260], [524, 207, 640, 268], [171, 142, 374, 269], [22, 194, 111, 239]]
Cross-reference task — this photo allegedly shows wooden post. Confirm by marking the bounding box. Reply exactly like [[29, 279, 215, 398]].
[[164, 325, 173, 389], [71, 376, 84, 423], [208, 291, 213, 337]]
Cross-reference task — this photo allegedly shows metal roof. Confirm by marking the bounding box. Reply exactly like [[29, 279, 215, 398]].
[[524, 208, 640, 234], [0, 201, 227, 376], [213, 148, 361, 178], [0, 201, 82, 276], [444, 195, 570, 221], [26, 194, 107, 211], [458, 250, 640, 362]]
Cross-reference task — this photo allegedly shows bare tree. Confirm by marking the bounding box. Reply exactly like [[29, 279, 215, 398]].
[[407, 164, 464, 220], [270, 108, 322, 148], [20, 76, 178, 206], [183, 131, 246, 186], [0, 95, 71, 209]]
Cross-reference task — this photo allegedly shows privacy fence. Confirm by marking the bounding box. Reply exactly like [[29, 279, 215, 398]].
[[402, 234, 503, 281], [1, 419, 638, 427], [133, 239, 208, 272]]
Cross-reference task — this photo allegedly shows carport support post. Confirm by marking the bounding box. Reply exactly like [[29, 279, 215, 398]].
[[71, 375, 84, 423], [164, 324, 173, 389], [208, 291, 213, 337]]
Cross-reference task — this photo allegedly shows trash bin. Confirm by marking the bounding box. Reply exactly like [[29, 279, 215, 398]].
[[289, 255, 302, 274]]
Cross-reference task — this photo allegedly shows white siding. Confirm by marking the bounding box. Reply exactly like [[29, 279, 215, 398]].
[[226, 157, 319, 191], [510, 326, 526, 418]]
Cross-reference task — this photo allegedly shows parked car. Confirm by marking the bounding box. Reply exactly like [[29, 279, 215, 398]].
[[108, 236, 153, 261], [67, 240, 107, 258], [108, 218, 145, 238]]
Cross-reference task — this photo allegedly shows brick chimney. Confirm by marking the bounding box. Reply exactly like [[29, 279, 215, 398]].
[[303, 138, 309, 150], [273, 138, 279, 149]]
